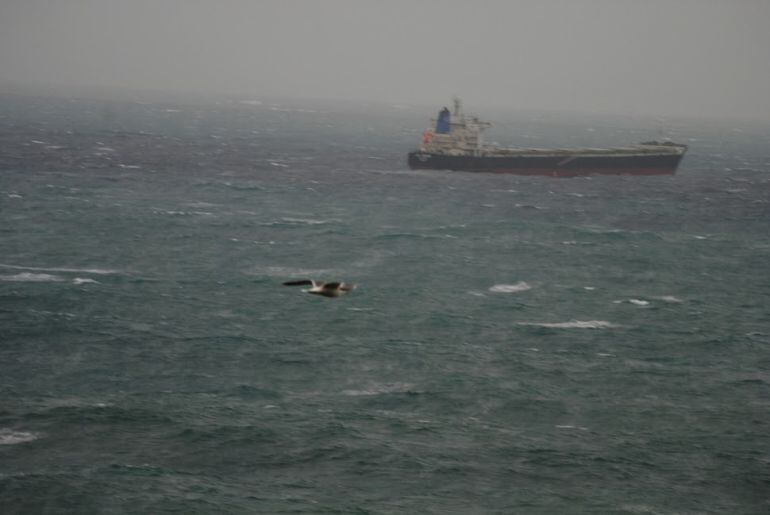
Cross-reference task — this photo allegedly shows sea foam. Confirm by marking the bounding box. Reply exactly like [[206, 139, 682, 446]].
[[489, 282, 532, 293], [518, 320, 620, 329], [613, 298, 651, 306], [73, 277, 99, 285], [0, 272, 64, 282], [0, 429, 38, 445], [0, 263, 119, 275], [341, 383, 415, 396], [653, 295, 684, 303]]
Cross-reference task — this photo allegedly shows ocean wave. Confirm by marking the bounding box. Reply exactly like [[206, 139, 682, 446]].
[[518, 320, 620, 329], [613, 298, 651, 306], [73, 277, 99, 285], [555, 424, 588, 431], [489, 282, 532, 293], [31, 404, 173, 426], [261, 217, 337, 227], [374, 232, 449, 241], [0, 272, 65, 282], [0, 263, 119, 275], [152, 209, 214, 216], [280, 217, 335, 225], [0, 428, 39, 445], [653, 295, 684, 303], [195, 180, 265, 191], [258, 266, 334, 278], [341, 383, 416, 396]]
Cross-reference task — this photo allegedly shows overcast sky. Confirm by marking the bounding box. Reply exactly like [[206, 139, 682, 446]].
[[1, 0, 769, 120]]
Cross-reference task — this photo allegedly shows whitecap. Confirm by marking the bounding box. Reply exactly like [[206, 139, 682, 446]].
[[280, 217, 333, 225], [614, 298, 650, 306], [7, 193, 23, 199], [489, 282, 532, 293], [73, 278, 99, 285], [0, 264, 119, 275], [59, 267, 116, 275], [0, 272, 64, 282], [259, 266, 333, 278], [341, 383, 414, 396], [518, 320, 620, 329], [653, 295, 683, 303], [153, 209, 213, 216], [0, 429, 38, 445]]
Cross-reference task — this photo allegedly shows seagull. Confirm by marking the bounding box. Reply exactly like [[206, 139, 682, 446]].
[[282, 279, 357, 298]]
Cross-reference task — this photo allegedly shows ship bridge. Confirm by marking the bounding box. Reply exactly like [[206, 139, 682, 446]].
[[421, 98, 491, 156]]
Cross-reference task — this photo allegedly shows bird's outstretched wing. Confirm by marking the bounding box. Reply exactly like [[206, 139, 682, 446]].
[[283, 279, 315, 287], [323, 282, 341, 289]]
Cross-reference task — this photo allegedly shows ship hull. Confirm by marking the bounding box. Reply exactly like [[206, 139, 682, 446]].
[[407, 150, 685, 177]]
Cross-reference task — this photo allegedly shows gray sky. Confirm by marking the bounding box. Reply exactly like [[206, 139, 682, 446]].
[[2, 0, 770, 120]]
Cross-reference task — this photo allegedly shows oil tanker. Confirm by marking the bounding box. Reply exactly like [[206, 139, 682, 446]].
[[407, 100, 687, 177]]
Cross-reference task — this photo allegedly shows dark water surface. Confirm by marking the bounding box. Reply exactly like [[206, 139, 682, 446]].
[[1, 93, 768, 513]]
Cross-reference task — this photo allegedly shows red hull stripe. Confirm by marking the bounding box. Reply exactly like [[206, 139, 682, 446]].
[[408, 165, 676, 176]]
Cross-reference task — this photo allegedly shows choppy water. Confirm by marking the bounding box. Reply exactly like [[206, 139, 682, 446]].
[[1, 93, 768, 514]]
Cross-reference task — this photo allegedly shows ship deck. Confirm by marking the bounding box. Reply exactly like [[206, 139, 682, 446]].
[[435, 144, 686, 158]]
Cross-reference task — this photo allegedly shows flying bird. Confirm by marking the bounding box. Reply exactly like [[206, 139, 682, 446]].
[[282, 279, 357, 298]]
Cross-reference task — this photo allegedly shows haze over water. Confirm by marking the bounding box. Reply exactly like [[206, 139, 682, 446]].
[[3, 0, 770, 121], [0, 92, 768, 513]]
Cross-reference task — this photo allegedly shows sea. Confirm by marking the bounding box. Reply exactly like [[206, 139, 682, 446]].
[[0, 92, 768, 514]]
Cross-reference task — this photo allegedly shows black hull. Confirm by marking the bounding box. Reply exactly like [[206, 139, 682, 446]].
[[407, 151, 685, 177]]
